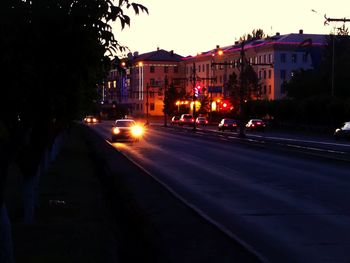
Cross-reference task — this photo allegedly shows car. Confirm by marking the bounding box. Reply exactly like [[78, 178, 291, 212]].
[[111, 119, 144, 142], [171, 116, 180, 126], [179, 114, 194, 126], [83, 115, 100, 124], [218, 118, 238, 131], [196, 117, 208, 126], [334, 121, 350, 139], [246, 119, 266, 131]]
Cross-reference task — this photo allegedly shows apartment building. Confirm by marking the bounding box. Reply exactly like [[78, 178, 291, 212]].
[[127, 48, 184, 116], [105, 31, 327, 117], [183, 30, 326, 106]]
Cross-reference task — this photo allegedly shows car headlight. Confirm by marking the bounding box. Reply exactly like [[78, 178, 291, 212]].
[[112, 127, 120, 134], [131, 125, 143, 137]]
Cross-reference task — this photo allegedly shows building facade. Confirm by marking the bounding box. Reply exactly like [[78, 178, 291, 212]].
[[106, 31, 327, 117], [183, 30, 326, 110]]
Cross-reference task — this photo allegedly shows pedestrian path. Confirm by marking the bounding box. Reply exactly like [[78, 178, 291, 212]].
[[5, 125, 117, 263]]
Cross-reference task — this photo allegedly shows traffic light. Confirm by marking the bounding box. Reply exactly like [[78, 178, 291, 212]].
[[194, 88, 198, 98], [194, 85, 201, 98]]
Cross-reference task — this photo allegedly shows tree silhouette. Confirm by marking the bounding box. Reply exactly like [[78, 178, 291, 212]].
[[0, 0, 148, 260]]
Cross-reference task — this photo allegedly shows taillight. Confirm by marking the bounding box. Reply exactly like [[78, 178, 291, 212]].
[[191, 119, 194, 122]]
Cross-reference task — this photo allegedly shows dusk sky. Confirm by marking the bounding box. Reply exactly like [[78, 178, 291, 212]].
[[113, 0, 349, 57]]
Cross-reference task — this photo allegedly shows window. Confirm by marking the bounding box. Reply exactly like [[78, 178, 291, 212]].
[[198, 65, 201, 72], [150, 66, 155, 73], [263, 85, 267, 94], [150, 103, 155, 111], [281, 82, 287, 94], [280, 70, 286, 80], [174, 66, 178, 73], [302, 54, 308, 63], [268, 85, 271, 94], [291, 54, 297, 63], [268, 54, 273, 63], [202, 64, 205, 72], [263, 70, 266, 79], [268, 70, 272, 79], [280, 53, 286, 63], [150, 78, 155, 86], [164, 66, 168, 73]]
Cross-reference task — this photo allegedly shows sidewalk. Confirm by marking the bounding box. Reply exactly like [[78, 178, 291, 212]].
[[5, 123, 262, 263], [5, 125, 117, 263]]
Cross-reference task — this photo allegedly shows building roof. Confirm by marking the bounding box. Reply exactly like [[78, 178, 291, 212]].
[[183, 32, 328, 60], [133, 49, 183, 62]]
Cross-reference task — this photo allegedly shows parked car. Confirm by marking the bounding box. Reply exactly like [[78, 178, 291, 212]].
[[171, 116, 180, 126], [334, 121, 350, 139], [218, 118, 238, 131], [179, 114, 194, 126], [196, 117, 208, 126], [111, 119, 143, 142], [83, 115, 100, 124], [246, 119, 266, 131]]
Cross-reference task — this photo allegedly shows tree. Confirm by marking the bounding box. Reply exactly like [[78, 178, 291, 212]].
[[0, 0, 148, 260], [239, 28, 267, 42]]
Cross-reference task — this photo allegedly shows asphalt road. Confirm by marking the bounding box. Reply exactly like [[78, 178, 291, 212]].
[[90, 121, 350, 263]]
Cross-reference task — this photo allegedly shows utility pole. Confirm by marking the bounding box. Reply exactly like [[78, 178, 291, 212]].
[[324, 15, 350, 97], [146, 83, 149, 125], [192, 62, 197, 131], [324, 15, 350, 25], [163, 76, 168, 127], [238, 41, 246, 138]]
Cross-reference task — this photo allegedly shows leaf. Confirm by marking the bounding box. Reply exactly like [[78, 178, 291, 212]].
[[131, 3, 148, 15]]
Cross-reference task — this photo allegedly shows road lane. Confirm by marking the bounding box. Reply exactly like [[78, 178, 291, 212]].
[[91, 122, 350, 262]]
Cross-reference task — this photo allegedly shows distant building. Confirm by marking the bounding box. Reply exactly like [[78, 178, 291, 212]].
[[183, 30, 326, 111], [127, 48, 184, 116], [105, 31, 328, 117]]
